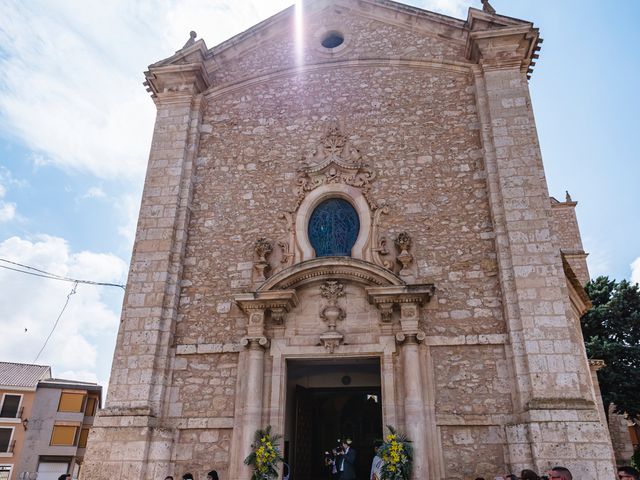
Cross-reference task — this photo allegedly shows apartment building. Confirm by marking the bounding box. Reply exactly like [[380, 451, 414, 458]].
[[0, 363, 51, 480], [0, 363, 101, 480]]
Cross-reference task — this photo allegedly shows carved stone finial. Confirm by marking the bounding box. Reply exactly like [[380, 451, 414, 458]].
[[254, 237, 273, 282], [255, 237, 273, 262], [565, 190, 572, 202], [481, 0, 496, 14], [395, 232, 412, 252], [182, 30, 197, 49], [395, 232, 414, 280], [319, 280, 346, 352]]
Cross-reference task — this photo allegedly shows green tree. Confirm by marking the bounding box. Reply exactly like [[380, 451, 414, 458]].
[[581, 276, 640, 420]]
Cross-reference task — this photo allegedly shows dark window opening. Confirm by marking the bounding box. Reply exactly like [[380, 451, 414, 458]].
[[308, 198, 359, 257], [321, 32, 344, 49], [0, 395, 20, 418]]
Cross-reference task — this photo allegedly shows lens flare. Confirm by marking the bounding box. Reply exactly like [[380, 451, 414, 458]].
[[294, 0, 304, 66]]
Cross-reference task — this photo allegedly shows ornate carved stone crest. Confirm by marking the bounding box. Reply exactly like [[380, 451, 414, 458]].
[[319, 280, 346, 353], [295, 122, 376, 209]]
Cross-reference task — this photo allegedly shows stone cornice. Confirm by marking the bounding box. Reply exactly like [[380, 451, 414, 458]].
[[465, 20, 541, 78], [144, 41, 212, 103], [561, 253, 592, 316], [234, 290, 299, 312], [365, 284, 435, 306]]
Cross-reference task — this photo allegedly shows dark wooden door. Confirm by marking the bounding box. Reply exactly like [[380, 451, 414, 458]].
[[293, 385, 312, 480]]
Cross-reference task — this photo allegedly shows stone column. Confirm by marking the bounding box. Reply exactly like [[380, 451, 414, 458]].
[[81, 42, 212, 480], [237, 335, 269, 480], [397, 303, 428, 480]]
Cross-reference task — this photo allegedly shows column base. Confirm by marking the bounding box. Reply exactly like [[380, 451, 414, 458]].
[[81, 414, 175, 480]]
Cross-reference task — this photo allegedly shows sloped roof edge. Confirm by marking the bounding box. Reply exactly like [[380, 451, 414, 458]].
[[208, 0, 470, 57]]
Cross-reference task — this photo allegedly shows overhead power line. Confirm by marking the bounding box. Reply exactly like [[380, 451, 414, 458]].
[[0, 257, 126, 289], [34, 281, 78, 362]]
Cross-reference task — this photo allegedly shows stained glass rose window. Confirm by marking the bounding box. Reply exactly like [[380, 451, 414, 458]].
[[308, 198, 360, 257]]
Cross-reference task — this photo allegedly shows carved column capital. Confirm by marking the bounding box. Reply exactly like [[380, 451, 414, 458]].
[[240, 336, 269, 350], [234, 290, 299, 331], [365, 284, 435, 326], [395, 331, 426, 345]]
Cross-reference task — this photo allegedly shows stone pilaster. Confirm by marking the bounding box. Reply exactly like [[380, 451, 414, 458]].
[[234, 335, 269, 480], [469, 17, 616, 479], [396, 329, 428, 480], [81, 47, 211, 480], [366, 286, 434, 480], [230, 292, 298, 480]]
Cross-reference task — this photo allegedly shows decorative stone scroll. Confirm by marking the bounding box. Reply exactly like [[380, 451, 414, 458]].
[[319, 280, 346, 353], [294, 122, 376, 209], [371, 203, 393, 270]]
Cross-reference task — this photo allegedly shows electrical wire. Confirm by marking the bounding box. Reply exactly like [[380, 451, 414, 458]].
[[0, 257, 125, 289], [34, 281, 78, 362]]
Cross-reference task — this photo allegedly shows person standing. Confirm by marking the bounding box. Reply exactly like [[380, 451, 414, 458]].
[[337, 438, 356, 480], [206, 471, 219, 480], [369, 441, 383, 480]]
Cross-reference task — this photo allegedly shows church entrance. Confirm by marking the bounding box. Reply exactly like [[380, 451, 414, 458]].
[[285, 358, 383, 480]]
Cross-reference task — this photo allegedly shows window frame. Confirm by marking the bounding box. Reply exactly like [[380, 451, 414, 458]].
[[84, 396, 97, 417], [78, 427, 90, 448], [0, 427, 15, 454], [0, 393, 22, 419], [295, 184, 371, 261], [0, 464, 12, 480]]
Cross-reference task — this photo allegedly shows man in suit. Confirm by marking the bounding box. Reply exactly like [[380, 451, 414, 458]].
[[337, 438, 357, 480]]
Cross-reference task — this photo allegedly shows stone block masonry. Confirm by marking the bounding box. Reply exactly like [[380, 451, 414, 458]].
[[80, 2, 615, 479]]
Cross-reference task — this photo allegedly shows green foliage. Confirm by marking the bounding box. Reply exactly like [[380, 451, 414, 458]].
[[379, 426, 413, 480], [244, 426, 283, 480], [632, 446, 640, 469], [581, 276, 640, 420]]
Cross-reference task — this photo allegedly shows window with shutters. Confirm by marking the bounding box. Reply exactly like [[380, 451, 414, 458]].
[[58, 392, 85, 413], [50, 425, 78, 446]]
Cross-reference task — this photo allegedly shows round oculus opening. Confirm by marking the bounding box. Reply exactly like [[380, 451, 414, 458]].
[[321, 31, 344, 49]]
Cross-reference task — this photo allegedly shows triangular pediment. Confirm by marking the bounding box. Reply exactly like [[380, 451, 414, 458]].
[[145, 0, 542, 95]]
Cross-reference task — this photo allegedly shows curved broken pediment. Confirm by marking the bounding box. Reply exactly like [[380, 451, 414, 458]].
[[257, 256, 404, 292]]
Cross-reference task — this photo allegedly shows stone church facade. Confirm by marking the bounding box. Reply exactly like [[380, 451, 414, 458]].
[[82, 1, 617, 479]]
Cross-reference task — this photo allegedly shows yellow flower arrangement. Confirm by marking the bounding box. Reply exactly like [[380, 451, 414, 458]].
[[379, 426, 412, 480], [244, 426, 283, 480]]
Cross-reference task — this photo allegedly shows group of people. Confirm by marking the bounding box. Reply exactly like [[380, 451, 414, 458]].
[[165, 471, 218, 480], [325, 438, 358, 480], [475, 465, 639, 480]]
